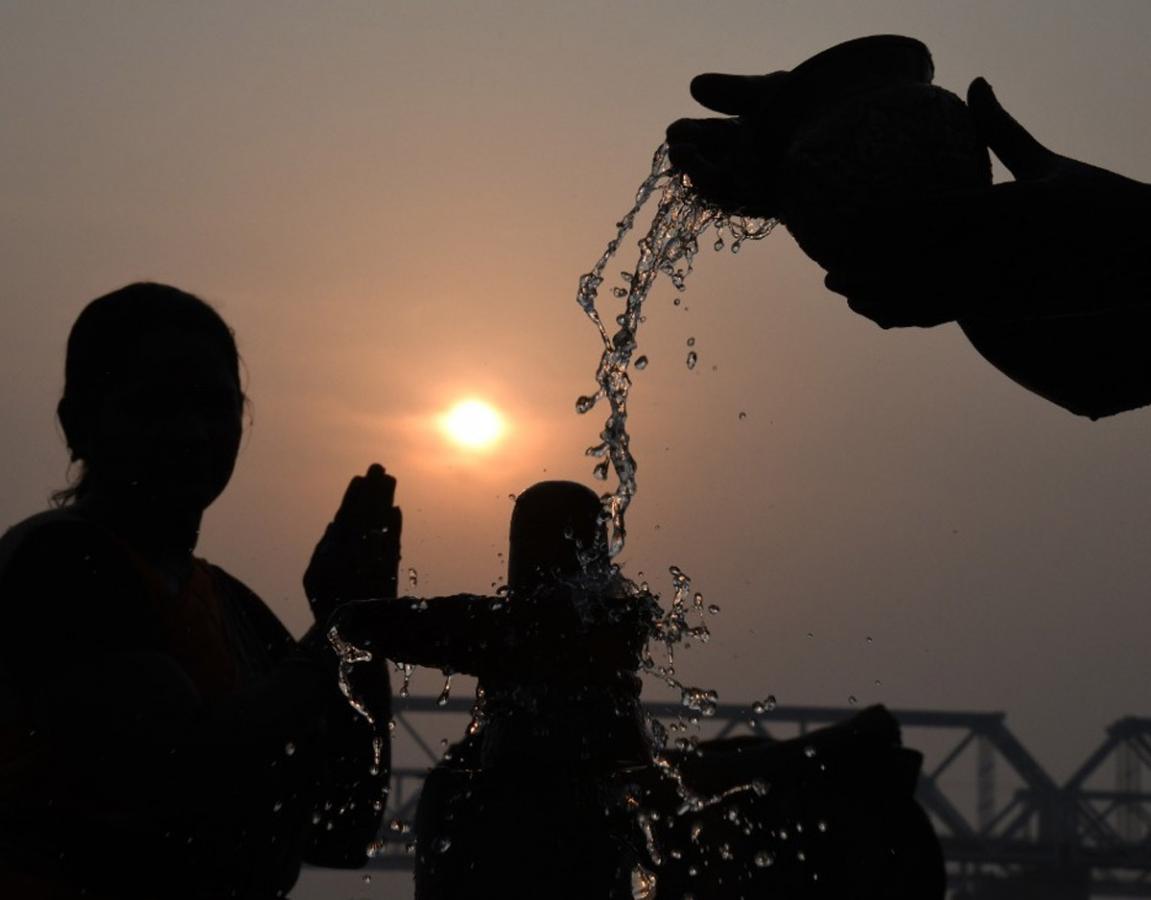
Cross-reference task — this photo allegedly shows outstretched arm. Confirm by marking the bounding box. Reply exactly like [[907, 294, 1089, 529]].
[[668, 69, 1151, 416]]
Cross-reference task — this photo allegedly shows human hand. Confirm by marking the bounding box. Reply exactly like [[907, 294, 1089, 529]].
[[666, 71, 794, 218], [304, 464, 402, 625], [665, 36, 937, 219], [824, 78, 1151, 329]]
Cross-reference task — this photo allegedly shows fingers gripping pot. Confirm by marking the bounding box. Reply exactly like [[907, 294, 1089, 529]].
[[771, 35, 992, 271]]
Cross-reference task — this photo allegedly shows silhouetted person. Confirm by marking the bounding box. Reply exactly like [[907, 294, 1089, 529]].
[[336, 481, 655, 899], [0, 282, 396, 899], [667, 35, 1151, 419]]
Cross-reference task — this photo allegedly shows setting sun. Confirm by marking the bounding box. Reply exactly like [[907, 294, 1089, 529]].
[[439, 399, 506, 451]]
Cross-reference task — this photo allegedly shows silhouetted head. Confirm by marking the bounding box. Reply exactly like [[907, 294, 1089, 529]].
[[55, 282, 244, 512], [506, 481, 609, 596]]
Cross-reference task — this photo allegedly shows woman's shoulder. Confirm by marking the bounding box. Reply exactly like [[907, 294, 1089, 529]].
[[0, 508, 145, 653], [0, 507, 114, 577], [0, 507, 145, 612]]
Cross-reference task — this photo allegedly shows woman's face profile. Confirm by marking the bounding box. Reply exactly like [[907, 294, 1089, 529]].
[[84, 328, 244, 513]]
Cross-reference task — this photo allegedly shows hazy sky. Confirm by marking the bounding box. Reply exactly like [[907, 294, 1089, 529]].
[[4, 3, 1151, 874]]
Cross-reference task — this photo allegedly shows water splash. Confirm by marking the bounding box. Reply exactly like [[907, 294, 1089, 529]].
[[575, 147, 780, 877], [327, 626, 388, 838], [642, 563, 718, 720], [576, 143, 775, 558], [328, 625, 376, 728], [631, 863, 658, 899]]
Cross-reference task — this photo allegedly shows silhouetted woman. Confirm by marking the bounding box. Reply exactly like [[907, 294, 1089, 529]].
[[336, 481, 656, 899], [0, 283, 397, 899]]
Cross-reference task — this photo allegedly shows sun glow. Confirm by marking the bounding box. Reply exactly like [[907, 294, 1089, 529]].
[[439, 399, 506, 451]]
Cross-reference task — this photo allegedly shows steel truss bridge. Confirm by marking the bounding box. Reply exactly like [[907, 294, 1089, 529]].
[[367, 696, 1151, 899]]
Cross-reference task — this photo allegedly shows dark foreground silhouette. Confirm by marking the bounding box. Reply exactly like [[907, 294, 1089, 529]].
[[337, 482, 944, 899], [668, 35, 1151, 419], [0, 283, 394, 899], [653, 707, 945, 899]]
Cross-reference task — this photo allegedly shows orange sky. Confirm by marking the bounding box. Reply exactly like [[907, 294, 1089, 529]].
[[3, 1, 1151, 824]]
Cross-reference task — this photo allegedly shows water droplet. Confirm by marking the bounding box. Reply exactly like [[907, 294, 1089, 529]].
[[436, 837, 452, 853], [713, 237, 725, 252], [575, 394, 597, 414], [706, 603, 720, 615], [284, 742, 296, 756], [874, 679, 882, 686], [362, 874, 372, 884], [766, 694, 777, 710], [738, 411, 747, 420], [628, 868, 657, 900], [686, 351, 698, 369], [635, 355, 648, 370], [686, 336, 695, 347], [817, 819, 828, 832], [754, 851, 775, 868], [612, 286, 628, 298], [804, 745, 817, 758], [849, 695, 858, 706], [866, 635, 873, 644], [593, 460, 610, 480], [407, 568, 418, 589]]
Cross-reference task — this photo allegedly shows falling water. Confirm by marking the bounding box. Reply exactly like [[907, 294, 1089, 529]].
[[576, 146, 779, 878], [575, 143, 775, 558], [576, 143, 778, 727]]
